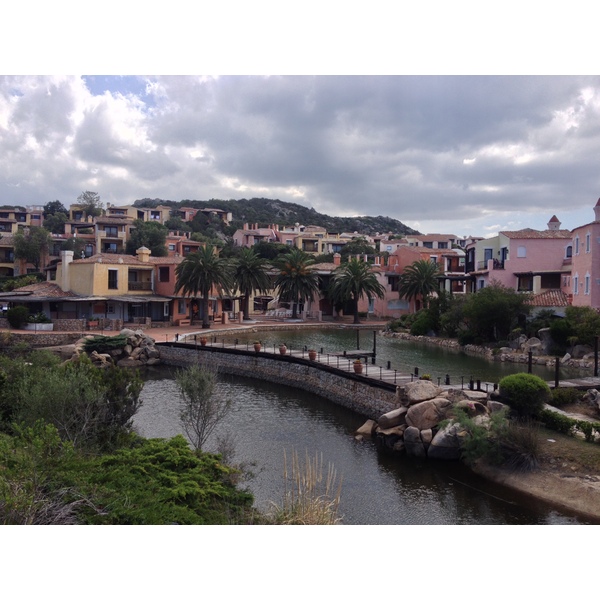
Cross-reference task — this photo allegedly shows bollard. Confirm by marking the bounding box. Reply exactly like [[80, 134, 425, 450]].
[[414, 367, 419, 376], [555, 356, 560, 389], [387, 361, 391, 370], [469, 376, 474, 390], [476, 379, 481, 391], [445, 374, 450, 385]]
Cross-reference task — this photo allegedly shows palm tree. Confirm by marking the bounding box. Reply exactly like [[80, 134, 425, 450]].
[[174, 245, 234, 329], [329, 258, 386, 324], [398, 259, 441, 312], [273, 247, 321, 319], [232, 247, 272, 321]]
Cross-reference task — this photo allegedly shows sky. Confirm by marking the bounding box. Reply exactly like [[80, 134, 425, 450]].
[[4, 74, 600, 239], [2, 4, 600, 242]]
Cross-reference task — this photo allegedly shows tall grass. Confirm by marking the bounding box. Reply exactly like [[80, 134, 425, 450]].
[[268, 450, 343, 525]]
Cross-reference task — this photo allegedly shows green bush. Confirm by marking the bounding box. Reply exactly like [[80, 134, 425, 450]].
[[498, 373, 551, 419], [27, 312, 51, 324], [549, 387, 584, 408], [83, 334, 128, 354], [6, 306, 29, 329], [410, 310, 436, 336], [539, 409, 575, 434]]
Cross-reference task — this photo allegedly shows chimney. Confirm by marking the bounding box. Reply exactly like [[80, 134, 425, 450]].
[[595, 198, 600, 222], [333, 253, 341, 266], [547, 215, 561, 231], [61, 250, 74, 292], [136, 246, 151, 263]]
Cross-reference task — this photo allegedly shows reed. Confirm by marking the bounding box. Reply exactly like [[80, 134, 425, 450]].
[[269, 449, 343, 525]]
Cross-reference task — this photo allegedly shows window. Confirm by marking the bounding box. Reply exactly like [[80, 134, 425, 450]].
[[478, 279, 485, 289], [517, 246, 526, 258], [178, 299, 186, 314], [430, 256, 437, 264], [108, 269, 118, 290], [104, 226, 118, 236], [484, 248, 493, 262], [585, 274, 590, 295], [423, 241, 433, 248], [438, 242, 448, 249], [566, 245, 572, 258], [573, 275, 579, 295], [159, 266, 170, 282], [586, 232, 591, 253], [168, 244, 176, 251], [575, 236, 580, 255]]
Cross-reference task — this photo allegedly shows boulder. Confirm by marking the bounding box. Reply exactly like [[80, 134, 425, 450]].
[[560, 352, 571, 364], [583, 389, 600, 411], [572, 344, 593, 359], [355, 419, 377, 438], [452, 399, 487, 417], [537, 328, 553, 355], [404, 426, 426, 458], [420, 428, 433, 446], [406, 397, 452, 430], [487, 400, 508, 414], [521, 337, 543, 356], [378, 407, 408, 429], [427, 422, 465, 460], [399, 380, 442, 406], [374, 425, 406, 452]]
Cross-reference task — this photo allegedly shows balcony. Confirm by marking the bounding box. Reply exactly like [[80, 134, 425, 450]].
[[128, 281, 153, 291]]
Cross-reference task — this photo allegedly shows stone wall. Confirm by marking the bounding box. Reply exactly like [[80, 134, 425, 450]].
[[0, 331, 85, 347], [159, 344, 399, 419]]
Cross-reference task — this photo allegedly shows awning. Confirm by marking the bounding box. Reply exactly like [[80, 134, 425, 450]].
[[104, 295, 172, 304]]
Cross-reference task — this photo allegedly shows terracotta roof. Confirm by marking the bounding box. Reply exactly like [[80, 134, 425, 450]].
[[527, 290, 571, 307], [72, 252, 183, 266], [1, 282, 79, 299], [549, 215, 560, 222], [500, 228, 572, 239]]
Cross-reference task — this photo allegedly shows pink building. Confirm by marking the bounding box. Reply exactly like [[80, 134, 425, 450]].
[[466, 216, 572, 300], [570, 199, 600, 308]]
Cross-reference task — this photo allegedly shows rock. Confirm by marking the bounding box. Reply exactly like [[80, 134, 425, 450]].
[[117, 357, 144, 368], [447, 389, 488, 404], [406, 397, 452, 430], [374, 425, 406, 452], [452, 399, 487, 417], [583, 389, 600, 411], [392, 440, 406, 453], [420, 428, 433, 445], [399, 380, 442, 406], [521, 337, 543, 356], [356, 419, 377, 438], [560, 352, 571, 364], [145, 357, 161, 366], [537, 328, 553, 355], [378, 407, 408, 429], [428, 422, 465, 460], [487, 400, 508, 414], [404, 426, 426, 458], [572, 344, 593, 359]]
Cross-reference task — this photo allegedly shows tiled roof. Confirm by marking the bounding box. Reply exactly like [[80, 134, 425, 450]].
[[500, 228, 572, 239], [3, 282, 79, 298], [527, 290, 571, 307], [73, 253, 184, 266]]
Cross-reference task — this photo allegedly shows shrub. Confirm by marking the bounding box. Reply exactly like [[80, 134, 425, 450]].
[[498, 373, 551, 419], [549, 387, 584, 408], [6, 306, 29, 329], [83, 334, 128, 354], [410, 311, 436, 336], [27, 312, 51, 324], [498, 420, 540, 472], [539, 409, 575, 434]]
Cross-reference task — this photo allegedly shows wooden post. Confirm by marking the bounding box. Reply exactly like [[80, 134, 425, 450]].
[[356, 328, 360, 350], [527, 351, 532, 374], [595, 336, 598, 377], [555, 356, 560, 389]]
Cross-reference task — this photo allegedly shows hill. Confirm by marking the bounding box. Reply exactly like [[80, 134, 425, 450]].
[[133, 197, 420, 237]]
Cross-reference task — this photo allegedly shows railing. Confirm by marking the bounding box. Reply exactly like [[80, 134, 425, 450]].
[[128, 281, 153, 291]]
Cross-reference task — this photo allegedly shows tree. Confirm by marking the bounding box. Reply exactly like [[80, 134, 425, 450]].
[[462, 283, 531, 342], [42, 212, 67, 234], [174, 245, 234, 329], [340, 237, 376, 260], [13, 227, 52, 270], [274, 247, 321, 319], [328, 258, 385, 324], [176, 363, 231, 451], [43, 200, 68, 218], [126, 219, 168, 257], [398, 259, 441, 311], [76, 191, 103, 218], [232, 247, 272, 321]]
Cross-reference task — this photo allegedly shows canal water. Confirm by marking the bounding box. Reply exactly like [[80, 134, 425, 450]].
[[135, 360, 596, 524]]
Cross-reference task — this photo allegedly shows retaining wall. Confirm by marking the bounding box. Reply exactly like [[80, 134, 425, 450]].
[[159, 344, 399, 420]]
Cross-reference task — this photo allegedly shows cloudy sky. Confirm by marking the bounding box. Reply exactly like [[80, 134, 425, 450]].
[[2, 6, 599, 240]]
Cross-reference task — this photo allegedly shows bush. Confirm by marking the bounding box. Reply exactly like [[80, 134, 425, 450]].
[[498, 373, 551, 419], [6, 306, 29, 329], [498, 420, 540, 472], [539, 409, 576, 434], [27, 312, 51, 324], [410, 311, 436, 336], [549, 387, 584, 408]]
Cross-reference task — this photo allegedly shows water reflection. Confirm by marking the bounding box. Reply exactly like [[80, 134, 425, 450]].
[[135, 367, 592, 525]]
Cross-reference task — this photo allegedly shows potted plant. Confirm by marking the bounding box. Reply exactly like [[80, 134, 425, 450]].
[[279, 344, 287, 355], [308, 349, 317, 360], [87, 317, 99, 330], [419, 373, 432, 381], [353, 359, 363, 374], [200, 337, 208, 346], [254, 341, 262, 352]]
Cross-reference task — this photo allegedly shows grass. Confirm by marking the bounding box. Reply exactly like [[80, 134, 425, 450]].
[[268, 450, 343, 525], [536, 426, 600, 475]]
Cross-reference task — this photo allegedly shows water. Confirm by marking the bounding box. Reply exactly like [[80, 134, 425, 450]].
[[135, 366, 595, 524]]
